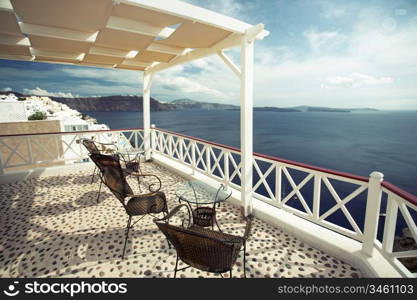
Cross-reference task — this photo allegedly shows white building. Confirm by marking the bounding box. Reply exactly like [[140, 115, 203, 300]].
[[24, 99, 47, 116], [0, 93, 18, 101], [0, 94, 27, 122], [0, 101, 27, 122], [0, 93, 118, 163]]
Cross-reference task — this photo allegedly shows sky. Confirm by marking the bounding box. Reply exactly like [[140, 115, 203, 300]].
[[1, 0, 417, 109]]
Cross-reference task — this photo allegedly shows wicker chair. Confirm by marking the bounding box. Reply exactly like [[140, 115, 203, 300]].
[[89, 152, 124, 203], [90, 152, 145, 203], [91, 153, 168, 259], [154, 204, 253, 278], [80, 138, 119, 184]]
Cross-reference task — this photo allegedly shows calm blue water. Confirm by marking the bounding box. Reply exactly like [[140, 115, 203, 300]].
[[84, 109, 417, 237]]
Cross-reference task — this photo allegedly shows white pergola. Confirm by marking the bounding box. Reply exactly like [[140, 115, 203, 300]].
[[0, 0, 269, 215]]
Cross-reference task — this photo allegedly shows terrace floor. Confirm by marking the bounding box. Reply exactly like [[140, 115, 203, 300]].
[[0, 161, 361, 278]]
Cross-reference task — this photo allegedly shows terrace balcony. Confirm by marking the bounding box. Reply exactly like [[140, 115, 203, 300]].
[[1, 128, 416, 278]]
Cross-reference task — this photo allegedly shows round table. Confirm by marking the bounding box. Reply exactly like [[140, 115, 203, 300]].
[[117, 149, 144, 173], [175, 180, 232, 230]]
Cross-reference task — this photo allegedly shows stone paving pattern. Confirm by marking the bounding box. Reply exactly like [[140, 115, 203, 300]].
[[0, 162, 361, 278]]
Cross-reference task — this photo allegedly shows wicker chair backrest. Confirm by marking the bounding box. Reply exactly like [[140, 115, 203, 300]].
[[90, 152, 116, 172], [91, 154, 133, 203], [156, 222, 242, 273], [82, 139, 100, 154]]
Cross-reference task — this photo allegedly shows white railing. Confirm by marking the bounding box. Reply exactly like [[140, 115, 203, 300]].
[[379, 184, 417, 277], [152, 127, 417, 278], [0, 128, 144, 173]]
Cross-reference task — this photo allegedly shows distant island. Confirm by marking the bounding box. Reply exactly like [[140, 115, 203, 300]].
[[169, 98, 238, 110], [0, 91, 379, 113], [230, 106, 379, 113], [228, 107, 300, 112], [293, 106, 378, 113]]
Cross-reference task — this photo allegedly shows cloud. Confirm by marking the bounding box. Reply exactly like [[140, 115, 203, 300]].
[[304, 29, 347, 53], [154, 72, 225, 98], [0, 66, 61, 80], [323, 73, 393, 89], [60, 66, 140, 84], [2, 87, 12, 92], [255, 46, 295, 65], [317, 1, 349, 19], [60, 64, 229, 99], [321, 7, 346, 19], [248, 3, 417, 109], [149, 57, 239, 102], [188, 58, 210, 69], [64, 82, 141, 96], [23, 87, 79, 98]]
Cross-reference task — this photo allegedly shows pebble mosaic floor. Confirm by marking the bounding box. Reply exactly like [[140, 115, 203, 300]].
[[0, 162, 361, 278]]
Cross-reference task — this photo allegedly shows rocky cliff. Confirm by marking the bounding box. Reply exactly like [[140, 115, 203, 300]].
[[51, 96, 239, 112], [51, 95, 172, 112], [170, 98, 239, 110]]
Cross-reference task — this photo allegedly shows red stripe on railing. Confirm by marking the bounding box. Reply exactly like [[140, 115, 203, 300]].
[[382, 181, 417, 206], [253, 152, 369, 182], [155, 128, 369, 182], [0, 128, 143, 137], [155, 128, 241, 152]]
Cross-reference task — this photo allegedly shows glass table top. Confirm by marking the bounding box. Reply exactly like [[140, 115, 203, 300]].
[[117, 149, 144, 156], [175, 180, 232, 205]]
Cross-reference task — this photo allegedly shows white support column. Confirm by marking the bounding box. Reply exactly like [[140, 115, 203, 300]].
[[240, 33, 254, 216], [143, 71, 154, 160], [362, 171, 384, 256]]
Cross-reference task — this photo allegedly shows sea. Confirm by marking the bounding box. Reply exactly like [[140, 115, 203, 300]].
[[84, 109, 417, 237]]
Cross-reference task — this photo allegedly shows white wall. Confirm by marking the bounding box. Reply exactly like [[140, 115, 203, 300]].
[[0, 101, 27, 122]]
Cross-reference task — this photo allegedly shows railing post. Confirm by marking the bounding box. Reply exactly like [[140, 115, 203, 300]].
[[150, 124, 156, 158], [160, 132, 164, 154], [224, 150, 229, 186], [381, 194, 398, 254], [76, 133, 82, 161], [206, 146, 211, 175], [313, 174, 321, 219], [179, 136, 184, 162], [362, 171, 384, 256], [191, 141, 196, 175], [168, 134, 173, 157], [134, 129, 139, 149], [275, 164, 282, 206]]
